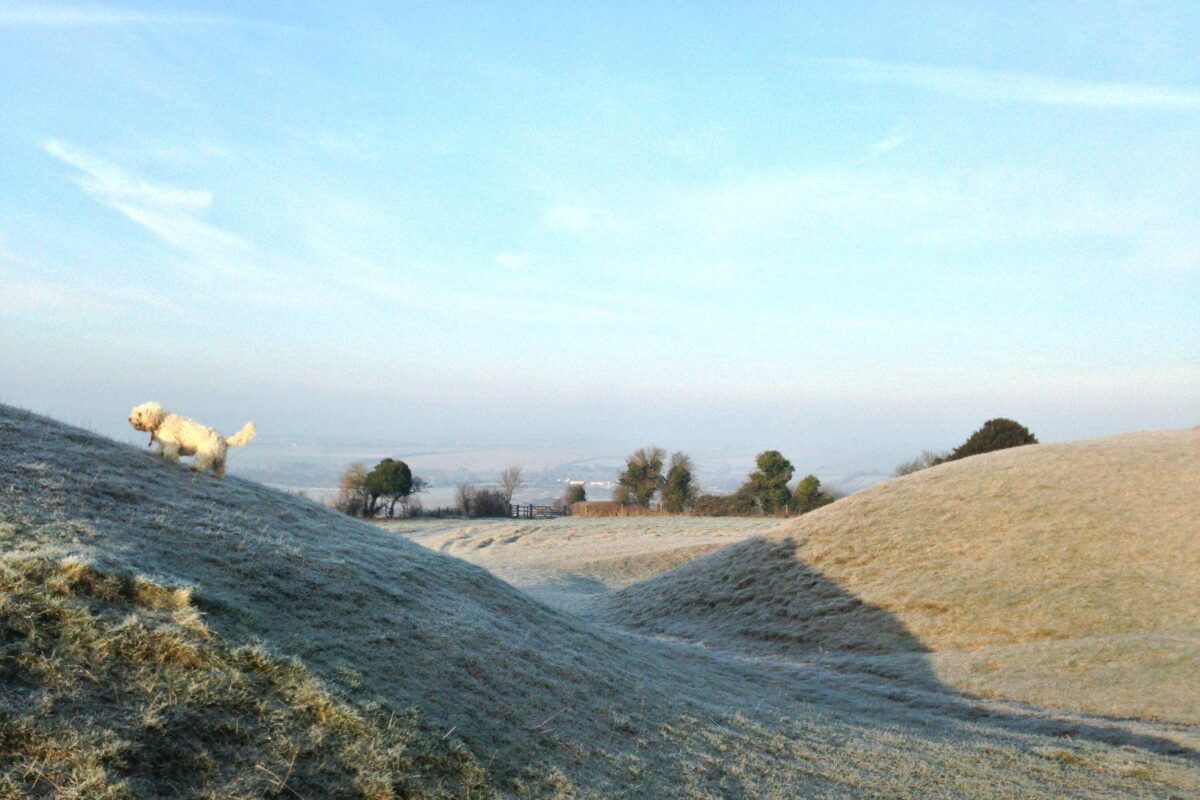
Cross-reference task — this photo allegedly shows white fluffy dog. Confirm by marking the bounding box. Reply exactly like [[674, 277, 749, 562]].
[[128, 402, 255, 478]]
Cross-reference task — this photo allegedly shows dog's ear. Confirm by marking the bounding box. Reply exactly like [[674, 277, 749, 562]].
[[130, 402, 165, 430], [143, 403, 165, 430]]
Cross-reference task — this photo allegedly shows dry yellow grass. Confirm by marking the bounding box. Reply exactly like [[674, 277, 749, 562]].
[[603, 429, 1200, 723], [569, 501, 666, 517]]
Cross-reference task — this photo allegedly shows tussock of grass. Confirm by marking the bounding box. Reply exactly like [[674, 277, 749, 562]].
[[0, 556, 490, 799]]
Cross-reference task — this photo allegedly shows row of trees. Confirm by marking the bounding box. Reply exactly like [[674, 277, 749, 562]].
[[612, 448, 698, 512], [743, 451, 835, 514], [337, 417, 1033, 520], [337, 461, 530, 519], [610, 447, 833, 517]]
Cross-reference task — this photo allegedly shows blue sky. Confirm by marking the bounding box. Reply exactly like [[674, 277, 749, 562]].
[[1, 2, 1197, 469]]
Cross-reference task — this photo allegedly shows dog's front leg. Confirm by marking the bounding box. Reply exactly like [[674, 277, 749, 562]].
[[161, 442, 181, 463]]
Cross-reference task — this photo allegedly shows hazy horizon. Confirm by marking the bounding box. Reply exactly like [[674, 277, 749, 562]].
[[2, 2, 1197, 477]]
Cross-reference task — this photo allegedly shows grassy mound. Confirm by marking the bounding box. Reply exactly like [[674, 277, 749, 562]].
[[602, 429, 1200, 722], [0, 556, 486, 799]]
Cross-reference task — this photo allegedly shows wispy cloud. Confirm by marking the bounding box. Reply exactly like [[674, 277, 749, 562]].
[[43, 142, 620, 323], [43, 139, 261, 281], [827, 58, 1200, 112], [40, 140, 329, 308], [44, 140, 212, 211], [0, 2, 273, 28]]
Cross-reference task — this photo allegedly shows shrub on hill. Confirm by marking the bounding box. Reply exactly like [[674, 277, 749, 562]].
[[472, 488, 511, 517], [893, 418, 1038, 476], [690, 491, 757, 517], [947, 418, 1038, 461], [563, 483, 586, 504]]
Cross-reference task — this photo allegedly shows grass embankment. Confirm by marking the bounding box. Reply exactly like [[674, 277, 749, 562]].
[[0, 556, 485, 799], [602, 429, 1200, 722]]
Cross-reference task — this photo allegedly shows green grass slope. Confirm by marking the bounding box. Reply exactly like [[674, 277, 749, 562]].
[[3, 405, 1198, 799], [602, 429, 1200, 723]]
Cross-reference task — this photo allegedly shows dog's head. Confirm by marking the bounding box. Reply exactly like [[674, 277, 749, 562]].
[[128, 402, 166, 433]]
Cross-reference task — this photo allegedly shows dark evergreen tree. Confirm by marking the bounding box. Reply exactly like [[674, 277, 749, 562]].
[[661, 452, 697, 513], [947, 418, 1038, 462], [792, 474, 834, 514], [740, 450, 794, 514], [366, 458, 413, 517]]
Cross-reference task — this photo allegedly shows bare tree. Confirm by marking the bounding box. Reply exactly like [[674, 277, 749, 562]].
[[455, 483, 474, 517], [401, 475, 428, 517], [499, 465, 524, 503], [335, 463, 371, 517], [893, 449, 949, 477]]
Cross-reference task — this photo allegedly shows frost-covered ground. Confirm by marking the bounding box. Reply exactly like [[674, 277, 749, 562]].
[[378, 516, 786, 614]]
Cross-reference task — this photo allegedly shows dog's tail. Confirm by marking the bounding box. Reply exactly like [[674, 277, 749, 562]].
[[226, 422, 256, 447]]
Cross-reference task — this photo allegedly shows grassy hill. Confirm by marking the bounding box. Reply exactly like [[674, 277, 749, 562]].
[[602, 429, 1200, 723], [2, 405, 1198, 798]]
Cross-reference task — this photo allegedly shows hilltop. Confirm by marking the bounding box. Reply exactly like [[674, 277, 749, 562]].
[[2, 405, 1197, 798], [602, 429, 1200, 723]]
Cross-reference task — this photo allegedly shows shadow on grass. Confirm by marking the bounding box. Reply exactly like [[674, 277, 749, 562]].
[[615, 536, 1198, 763]]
